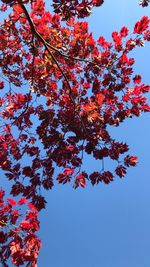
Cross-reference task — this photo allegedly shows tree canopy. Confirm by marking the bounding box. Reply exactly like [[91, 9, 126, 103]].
[[0, 0, 150, 266]]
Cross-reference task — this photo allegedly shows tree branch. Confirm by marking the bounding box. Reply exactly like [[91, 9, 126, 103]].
[[18, 2, 76, 108]]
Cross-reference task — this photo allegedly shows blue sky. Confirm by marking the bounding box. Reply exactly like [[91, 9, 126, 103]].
[[38, 1, 150, 267]]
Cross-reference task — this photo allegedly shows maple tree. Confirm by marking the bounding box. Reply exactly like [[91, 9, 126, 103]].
[[0, 0, 150, 265]]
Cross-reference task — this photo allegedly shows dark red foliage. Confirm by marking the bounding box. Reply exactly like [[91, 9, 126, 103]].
[[139, 0, 150, 7], [124, 155, 138, 167], [0, 0, 149, 203], [115, 165, 127, 178], [52, 0, 104, 20]]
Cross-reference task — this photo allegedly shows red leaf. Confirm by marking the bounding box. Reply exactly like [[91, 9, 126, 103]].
[[63, 168, 75, 176], [120, 26, 129, 37], [7, 198, 16, 206], [20, 220, 31, 230], [133, 75, 142, 84], [134, 16, 150, 34], [115, 165, 127, 177], [27, 202, 37, 212], [0, 81, 4, 89], [74, 172, 88, 189], [96, 93, 104, 105], [18, 198, 27, 205], [0, 231, 7, 243], [124, 155, 138, 167]]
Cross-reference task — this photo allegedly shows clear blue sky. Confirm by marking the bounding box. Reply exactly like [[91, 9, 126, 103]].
[[38, 1, 150, 267]]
